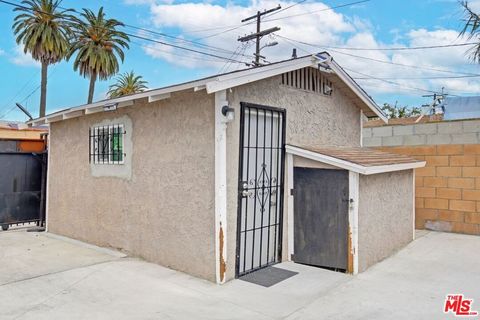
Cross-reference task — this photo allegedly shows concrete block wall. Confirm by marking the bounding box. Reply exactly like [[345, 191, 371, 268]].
[[364, 119, 480, 236], [363, 119, 480, 147]]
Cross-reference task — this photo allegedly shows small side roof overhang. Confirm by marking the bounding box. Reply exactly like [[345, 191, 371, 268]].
[[286, 145, 426, 175]]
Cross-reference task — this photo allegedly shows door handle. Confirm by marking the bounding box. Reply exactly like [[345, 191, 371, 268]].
[[242, 190, 253, 197]]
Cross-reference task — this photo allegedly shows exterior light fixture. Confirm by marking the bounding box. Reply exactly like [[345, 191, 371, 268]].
[[260, 41, 278, 50], [222, 105, 235, 122], [103, 103, 118, 112]]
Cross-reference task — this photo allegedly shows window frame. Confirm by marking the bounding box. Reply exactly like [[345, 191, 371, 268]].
[[90, 124, 125, 165]]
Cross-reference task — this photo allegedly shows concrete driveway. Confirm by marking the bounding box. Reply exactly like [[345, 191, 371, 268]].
[[0, 229, 479, 320]]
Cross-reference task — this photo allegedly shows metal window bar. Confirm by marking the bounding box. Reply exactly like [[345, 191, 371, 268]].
[[236, 103, 286, 277], [89, 124, 126, 164]]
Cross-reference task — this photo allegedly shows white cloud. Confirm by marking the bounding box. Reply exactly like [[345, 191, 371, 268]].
[[0, 49, 5, 56], [127, 0, 480, 103], [10, 45, 40, 67]]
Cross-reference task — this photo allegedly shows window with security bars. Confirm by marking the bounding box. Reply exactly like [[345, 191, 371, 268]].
[[89, 124, 125, 164], [281, 67, 333, 96]]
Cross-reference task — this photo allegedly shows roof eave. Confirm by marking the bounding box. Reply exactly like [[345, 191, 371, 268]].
[[285, 145, 425, 175], [27, 52, 387, 126]]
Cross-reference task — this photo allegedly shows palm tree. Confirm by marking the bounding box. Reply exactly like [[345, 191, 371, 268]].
[[107, 71, 148, 98], [460, 1, 480, 63], [13, 0, 73, 117], [68, 7, 129, 104]]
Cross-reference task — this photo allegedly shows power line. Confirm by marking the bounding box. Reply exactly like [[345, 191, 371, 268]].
[[263, 0, 308, 17], [278, 36, 470, 96], [262, 0, 370, 23], [0, 69, 40, 110], [134, 41, 237, 63], [1, 0, 251, 65], [343, 68, 450, 95], [276, 35, 476, 51], [53, 3, 255, 59], [277, 35, 480, 76], [353, 75, 480, 80], [194, 0, 371, 40]]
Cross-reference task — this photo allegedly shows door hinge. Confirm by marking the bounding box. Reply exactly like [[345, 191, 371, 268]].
[[290, 188, 294, 196]]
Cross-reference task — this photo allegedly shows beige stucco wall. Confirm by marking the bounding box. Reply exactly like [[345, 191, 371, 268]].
[[358, 170, 414, 272], [225, 75, 363, 280], [48, 90, 216, 281]]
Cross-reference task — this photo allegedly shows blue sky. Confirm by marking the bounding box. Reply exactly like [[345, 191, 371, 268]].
[[0, 0, 479, 121]]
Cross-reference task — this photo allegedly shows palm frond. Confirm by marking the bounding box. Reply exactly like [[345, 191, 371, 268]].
[[69, 6, 130, 80], [107, 71, 148, 98], [460, 1, 480, 63]]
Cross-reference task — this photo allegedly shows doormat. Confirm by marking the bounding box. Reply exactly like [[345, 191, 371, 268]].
[[239, 267, 298, 287]]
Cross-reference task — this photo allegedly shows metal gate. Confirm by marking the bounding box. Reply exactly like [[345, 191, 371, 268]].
[[235, 102, 286, 277], [293, 168, 349, 271], [0, 151, 47, 231]]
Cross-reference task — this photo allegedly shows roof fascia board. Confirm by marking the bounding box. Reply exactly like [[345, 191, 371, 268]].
[[285, 145, 426, 175], [206, 56, 318, 93], [27, 78, 210, 125], [363, 161, 426, 175], [327, 59, 388, 123], [286, 145, 366, 174]]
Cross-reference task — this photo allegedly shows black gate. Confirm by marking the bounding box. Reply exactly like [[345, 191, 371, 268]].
[[0, 152, 47, 230], [293, 168, 349, 271], [235, 102, 286, 277]]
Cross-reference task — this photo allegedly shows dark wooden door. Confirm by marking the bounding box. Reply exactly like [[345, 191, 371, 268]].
[[293, 168, 349, 270]]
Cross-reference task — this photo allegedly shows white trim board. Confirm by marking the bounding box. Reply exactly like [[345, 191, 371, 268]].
[[348, 171, 359, 274], [287, 153, 294, 261], [27, 53, 387, 127], [285, 145, 425, 175], [214, 90, 228, 284]]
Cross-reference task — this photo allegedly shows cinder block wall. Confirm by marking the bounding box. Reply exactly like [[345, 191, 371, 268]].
[[363, 119, 480, 236]]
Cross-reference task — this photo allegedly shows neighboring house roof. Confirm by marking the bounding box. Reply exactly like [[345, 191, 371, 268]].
[[442, 96, 480, 121], [364, 114, 444, 128], [286, 145, 425, 175], [27, 53, 387, 126], [0, 120, 47, 131]]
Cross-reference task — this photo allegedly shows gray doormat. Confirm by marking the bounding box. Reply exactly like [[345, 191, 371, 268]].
[[239, 266, 298, 287]]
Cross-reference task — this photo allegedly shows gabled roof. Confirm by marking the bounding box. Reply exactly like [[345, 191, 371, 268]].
[[27, 52, 387, 126], [286, 145, 425, 175]]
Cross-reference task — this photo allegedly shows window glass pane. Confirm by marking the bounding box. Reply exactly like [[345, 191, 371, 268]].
[[111, 126, 123, 162], [98, 127, 109, 163]]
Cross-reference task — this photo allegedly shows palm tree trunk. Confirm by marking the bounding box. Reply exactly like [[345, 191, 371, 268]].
[[88, 73, 97, 104], [39, 61, 48, 118]]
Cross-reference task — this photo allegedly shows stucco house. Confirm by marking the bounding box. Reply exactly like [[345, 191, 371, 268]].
[[28, 53, 425, 284]]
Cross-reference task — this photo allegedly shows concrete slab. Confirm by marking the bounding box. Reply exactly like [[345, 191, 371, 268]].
[[285, 231, 480, 320], [0, 231, 124, 286], [0, 230, 479, 319]]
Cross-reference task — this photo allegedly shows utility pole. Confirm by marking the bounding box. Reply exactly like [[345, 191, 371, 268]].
[[421, 87, 448, 116], [238, 5, 281, 66]]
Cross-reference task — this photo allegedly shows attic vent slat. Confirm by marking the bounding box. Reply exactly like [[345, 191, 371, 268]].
[[281, 67, 333, 96]]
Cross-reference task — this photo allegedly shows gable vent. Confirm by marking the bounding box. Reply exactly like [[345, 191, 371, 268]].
[[281, 67, 333, 96]]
